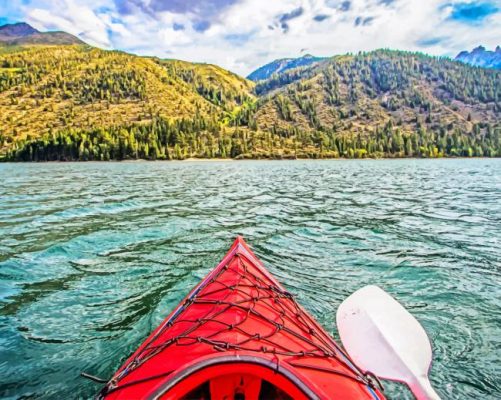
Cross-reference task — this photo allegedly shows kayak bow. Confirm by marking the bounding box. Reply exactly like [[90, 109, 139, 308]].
[[99, 237, 384, 400]]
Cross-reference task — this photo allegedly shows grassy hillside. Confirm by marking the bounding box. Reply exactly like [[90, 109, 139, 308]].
[[0, 45, 499, 161], [0, 45, 255, 158]]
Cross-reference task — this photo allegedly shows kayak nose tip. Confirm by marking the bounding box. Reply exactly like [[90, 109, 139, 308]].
[[233, 235, 247, 248]]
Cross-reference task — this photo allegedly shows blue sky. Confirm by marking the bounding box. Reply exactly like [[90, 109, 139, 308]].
[[1, 0, 499, 75]]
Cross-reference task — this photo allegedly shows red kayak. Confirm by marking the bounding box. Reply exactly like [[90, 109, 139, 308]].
[[99, 237, 385, 399]]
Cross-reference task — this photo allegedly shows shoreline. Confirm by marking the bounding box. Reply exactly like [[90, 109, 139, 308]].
[[1, 156, 499, 163]]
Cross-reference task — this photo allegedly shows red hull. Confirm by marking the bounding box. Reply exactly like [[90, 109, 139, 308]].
[[100, 237, 384, 399]]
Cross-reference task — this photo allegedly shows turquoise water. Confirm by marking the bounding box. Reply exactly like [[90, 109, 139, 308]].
[[0, 159, 500, 399]]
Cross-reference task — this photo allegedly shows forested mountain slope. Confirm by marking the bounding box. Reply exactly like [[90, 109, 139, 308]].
[[252, 50, 499, 157], [0, 34, 499, 160]]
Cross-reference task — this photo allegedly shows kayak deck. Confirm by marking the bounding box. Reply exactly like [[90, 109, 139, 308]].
[[100, 237, 384, 399]]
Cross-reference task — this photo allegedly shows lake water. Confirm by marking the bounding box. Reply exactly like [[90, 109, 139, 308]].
[[0, 159, 500, 399]]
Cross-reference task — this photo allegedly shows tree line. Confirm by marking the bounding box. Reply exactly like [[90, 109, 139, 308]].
[[3, 117, 499, 161]]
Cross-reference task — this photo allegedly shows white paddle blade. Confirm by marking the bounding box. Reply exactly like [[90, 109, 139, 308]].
[[337, 285, 440, 400]]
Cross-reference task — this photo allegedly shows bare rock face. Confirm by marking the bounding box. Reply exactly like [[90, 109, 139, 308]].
[[455, 46, 501, 69]]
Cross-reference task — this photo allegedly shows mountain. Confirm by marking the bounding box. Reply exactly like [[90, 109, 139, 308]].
[[0, 44, 255, 160], [247, 54, 326, 81], [0, 27, 499, 161], [455, 46, 501, 69], [0, 22, 38, 37], [0, 22, 83, 46], [251, 50, 499, 157]]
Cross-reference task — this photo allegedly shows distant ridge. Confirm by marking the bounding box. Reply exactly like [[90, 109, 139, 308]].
[[0, 22, 84, 46], [455, 46, 501, 69], [0, 22, 38, 37], [247, 54, 326, 81]]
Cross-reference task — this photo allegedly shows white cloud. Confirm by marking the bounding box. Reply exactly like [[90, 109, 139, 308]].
[[24, 0, 112, 47], [14, 0, 501, 75]]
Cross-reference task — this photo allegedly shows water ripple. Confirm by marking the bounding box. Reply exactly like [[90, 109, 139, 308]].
[[0, 159, 500, 399]]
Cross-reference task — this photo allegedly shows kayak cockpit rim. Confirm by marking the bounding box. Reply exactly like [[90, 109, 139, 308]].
[[142, 355, 321, 400]]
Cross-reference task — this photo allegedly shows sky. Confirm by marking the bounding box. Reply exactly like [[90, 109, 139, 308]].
[[1, 0, 500, 76]]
